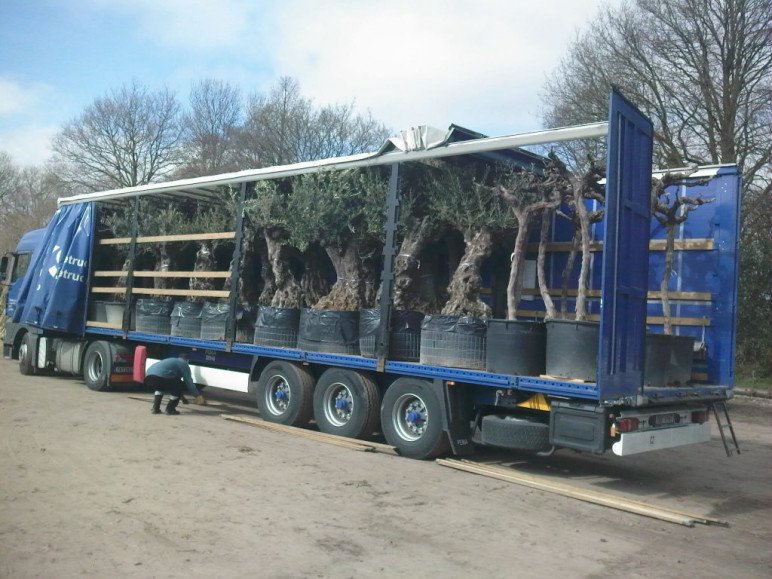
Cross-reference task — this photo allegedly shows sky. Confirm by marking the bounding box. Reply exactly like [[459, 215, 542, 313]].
[[0, 0, 607, 166]]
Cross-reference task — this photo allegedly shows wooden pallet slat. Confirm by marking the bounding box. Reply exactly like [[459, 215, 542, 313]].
[[99, 231, 236, 245]]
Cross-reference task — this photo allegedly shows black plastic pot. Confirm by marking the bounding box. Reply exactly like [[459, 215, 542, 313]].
[[668, 334, 695, 386], [88, 301, 108, 323], [135, 298, 173, 335], [236, 304, 257, 343], [200, 302, 230, 341], [644, 333, 696, 387], [545, 319, 599, 381], [170, 301, 203, 338], [419, 315, 487, 371], [253, 306, 300, 348], [359, 309, 424, 362], [297, 309, 360, 355], [485, 320, 546, 376]]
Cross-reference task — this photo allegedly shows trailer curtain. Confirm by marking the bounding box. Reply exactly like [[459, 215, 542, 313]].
[[12, 202, 95, 334]]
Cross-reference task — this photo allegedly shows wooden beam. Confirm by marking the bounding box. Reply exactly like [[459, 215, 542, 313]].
[[525, 238, 714, 253], [99, 231, 236, 245], [92, 270, 230, 278], [86, 321, 122, 329], [514, 310, 711, 326], [132, 288, 230, 298], [519, 288, 712, 301]]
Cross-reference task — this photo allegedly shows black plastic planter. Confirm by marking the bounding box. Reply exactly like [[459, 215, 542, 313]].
[[644, 333, 696, 387], [419, 315, 487, 371], [200, 302, 230, 341], [359, 309, 424, 362], [485, 319, 546, 376], [88, 301, 108, 323], [236, 305, 257, 343], [135, 298, 173, 335], [297, 309, 360, 355], [253, 306, 300, 348], [668, 334, 695, 386], [545, 319, 599, 381], [170, 301, 203, 338]]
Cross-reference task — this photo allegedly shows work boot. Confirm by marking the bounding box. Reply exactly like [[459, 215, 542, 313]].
[[151, 393, 163, 415], [165, 397, 180, 415]]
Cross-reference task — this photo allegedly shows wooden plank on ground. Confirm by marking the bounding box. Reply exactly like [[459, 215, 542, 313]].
[[222, 414, 397, 454], [437, 459, 727, 527]]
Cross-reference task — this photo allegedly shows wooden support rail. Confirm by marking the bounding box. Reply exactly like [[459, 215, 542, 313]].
[[519, 288, 712, 301], [514, 309, 711, 326], [92, 270, 230, 278], [525, 238, 714, 253], [98, 231, 236, 245], [91, 287, 229, 298]]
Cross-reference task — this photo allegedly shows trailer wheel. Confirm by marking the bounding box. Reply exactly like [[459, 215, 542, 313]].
[[18, 333, 35, 376], [256, 361, 314, 426], [313, 369, 380, 439], [480, 415, 550, 452], [380, 378, 450, 459], [83, 341, 113, 392]]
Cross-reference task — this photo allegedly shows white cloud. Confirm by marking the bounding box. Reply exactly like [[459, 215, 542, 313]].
[[0, 78, 51, 117], [0, 124, 57, 166], [267, 0, 604, 135]]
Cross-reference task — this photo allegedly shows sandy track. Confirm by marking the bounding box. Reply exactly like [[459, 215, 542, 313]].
[[0, 359, 769, 578]]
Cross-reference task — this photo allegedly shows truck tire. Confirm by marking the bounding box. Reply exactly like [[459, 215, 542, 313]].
[[313, 369, 380, 439], [18, 333, 35, 376], [480, 415, 551, 452], [82, 341, 113, 392], [380, 378, 450, 459], [256, 361, 314, 426]]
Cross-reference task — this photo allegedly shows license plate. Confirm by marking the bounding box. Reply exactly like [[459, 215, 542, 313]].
[[650, 413, 679, 427]]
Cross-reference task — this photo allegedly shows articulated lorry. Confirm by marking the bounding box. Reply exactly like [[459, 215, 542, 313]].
[[1, 91, 740, 459]]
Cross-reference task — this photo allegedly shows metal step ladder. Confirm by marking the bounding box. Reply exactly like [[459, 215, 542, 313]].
[[712, 401, 740, 457]]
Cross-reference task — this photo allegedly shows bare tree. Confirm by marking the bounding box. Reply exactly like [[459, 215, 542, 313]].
[[178, 79, 243, 178], [651, 168, 713, 333], [543, 0, 771, 183], [52, 81, 183, 191], [0, 160, 60, 254], [237, 77, 390, 167]]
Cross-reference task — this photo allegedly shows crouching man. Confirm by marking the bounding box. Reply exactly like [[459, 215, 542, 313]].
[[145, 353, 206, 415]]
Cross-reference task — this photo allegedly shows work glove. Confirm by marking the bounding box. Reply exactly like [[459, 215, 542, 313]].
[[194, 395, 207, 406]]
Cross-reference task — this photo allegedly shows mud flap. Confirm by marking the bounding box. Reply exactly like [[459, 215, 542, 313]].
[[430, 379, 475, 456]]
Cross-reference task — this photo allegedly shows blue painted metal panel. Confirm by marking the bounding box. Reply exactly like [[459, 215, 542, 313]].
[[306, 352, 378, 370], [597, 89, 653, 400], [232, 343, 304, 361], [127, 331, 170, 344], [168, 336, 228, 351], [384, 361, 511, 387], [86, 326, 123, 337]]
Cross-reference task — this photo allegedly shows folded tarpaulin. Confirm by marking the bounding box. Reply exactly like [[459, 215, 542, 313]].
[[12, 202, 95, 334]]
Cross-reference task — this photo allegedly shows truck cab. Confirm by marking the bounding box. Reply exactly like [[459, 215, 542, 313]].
[[2, 228, 45, 358]]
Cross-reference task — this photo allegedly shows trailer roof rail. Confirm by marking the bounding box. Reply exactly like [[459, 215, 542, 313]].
[[57, 121, 609, 206]]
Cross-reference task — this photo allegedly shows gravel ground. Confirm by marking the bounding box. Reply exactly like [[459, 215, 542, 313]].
[[0, 358, 770, 578]]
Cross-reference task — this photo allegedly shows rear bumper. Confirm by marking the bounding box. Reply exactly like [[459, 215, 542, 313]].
[[611, 423, 711, 456]]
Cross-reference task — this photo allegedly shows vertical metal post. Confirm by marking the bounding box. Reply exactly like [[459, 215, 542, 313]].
[[121, 196, 140, 335], [375, 164, 401, 372], [226, 182, 249, 345]]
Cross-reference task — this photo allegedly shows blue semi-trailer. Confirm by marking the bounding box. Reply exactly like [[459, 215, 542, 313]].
[[1, 91, 740, 459]]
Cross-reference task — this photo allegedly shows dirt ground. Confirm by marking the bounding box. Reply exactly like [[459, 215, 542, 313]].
[[0, 358, 770, 578]]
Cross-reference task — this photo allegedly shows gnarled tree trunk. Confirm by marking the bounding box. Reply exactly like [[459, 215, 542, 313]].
[[264, 229, 303, 309], [393, 216, 436, 312], [190, 241, 215, 300], [153, 242, 171, 290], [574, 187, 592, 321], [537, 208, 557, 320], [661, 224, 676, 335], [560, 232, 579, 318], [315, 243, 364, 311], [441, 227, 493, 318], [507, 210, 530, 320], [301, 244, 330, 308]]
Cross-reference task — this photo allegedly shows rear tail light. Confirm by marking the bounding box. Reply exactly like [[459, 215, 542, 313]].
[[615, 417, 640, 433], [691, 409, 711, 424]]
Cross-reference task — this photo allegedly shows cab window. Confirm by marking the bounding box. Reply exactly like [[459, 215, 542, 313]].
[[11, 253, 31, 282]]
